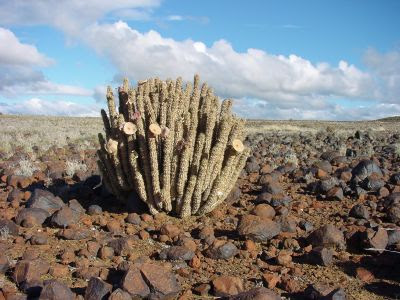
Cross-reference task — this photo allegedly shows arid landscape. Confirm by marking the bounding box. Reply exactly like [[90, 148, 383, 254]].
[[0, 114, 399, 299]]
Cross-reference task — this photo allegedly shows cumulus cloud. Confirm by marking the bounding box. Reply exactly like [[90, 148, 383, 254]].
[[0, 28, 53, 66], [364, 48, 400, 103], [0, 98, 100, 116], [82, 21, 378, 106], [0, 0, 161, 35], [0, 27, 92, 98], [0, 1, 399, 120]]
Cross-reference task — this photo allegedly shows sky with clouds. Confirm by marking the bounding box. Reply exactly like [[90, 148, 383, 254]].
[[0, 0, 399, 120]]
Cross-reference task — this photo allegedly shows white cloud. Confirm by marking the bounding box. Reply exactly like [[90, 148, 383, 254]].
[[0, 0, 161, 35], [0, 1, 399, 120], [166, 15, 184, 21], [81, 21, 378, 107], [93, 84, 108, 102], [233, 97, 400, 121], [0, 27, 92, 98], [364, 48, 400, 103], [0, 98, 100, 116], [0, 27, 53, 66]]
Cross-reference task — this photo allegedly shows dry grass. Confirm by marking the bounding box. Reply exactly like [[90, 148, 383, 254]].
[[1, 114, 399, 160], [245, 119, 396, 135], [0, 115, 102, 159], [65, 159, 88, 177]]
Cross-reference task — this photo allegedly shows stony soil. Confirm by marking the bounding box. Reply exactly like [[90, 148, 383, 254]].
[[0, 118, 399, 299]]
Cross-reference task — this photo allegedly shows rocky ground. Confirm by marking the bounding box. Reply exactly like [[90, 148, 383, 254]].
[[0, 117, 399, 299]]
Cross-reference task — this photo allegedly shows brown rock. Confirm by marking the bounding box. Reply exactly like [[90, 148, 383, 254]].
[[60, 249, 76, 265], [252, 204, 276, 220], [178, 237, 197, 252], [160, 224, 181, 239], [276, 251, 292, 266], [237, 214, 281, 242], [212, 276, 244, 297], [193, 283, 211, 296], [280, 276, 300, 293], [262, 273, 280, 289], [356, 267, 374, 283], [139, 263, 181, 298], [49, 264, 69, 278], [189, 256, 201, 269], [13, 259, 50, 284], [227, 287, 280, 300], [141, 214, 153, 223], [7, 175, 30, 188], [106, 219, 121, 233], [361, 227, 388, 253], [316, 169, 328, 179], [139, 230, 150, 240], [378, 187, 390, 198], [245, 240, 257, 251], [326, 187, 344, 201], [340, 171, 352, 182], [109, 288, 131, 300], [121, 267, 150, 298], [98, 246, 114, 260]]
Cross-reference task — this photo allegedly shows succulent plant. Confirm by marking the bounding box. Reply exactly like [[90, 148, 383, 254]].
[[97, 75, 248, 217]]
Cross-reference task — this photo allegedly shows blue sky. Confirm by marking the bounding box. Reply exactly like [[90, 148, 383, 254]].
[[0, 0, 399, 120]]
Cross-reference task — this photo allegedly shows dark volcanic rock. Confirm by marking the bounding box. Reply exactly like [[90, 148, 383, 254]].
[[84, 277, 112, 300], [352, 160, 382, 181], [206, 241, 239, 260], [387, 204, 400, 223], [58, 228, 91, 240], [108, 237, 134, 256], [388, 229, 400, 246], [237, 214, 281, 242], [227, 287, 280, 300], [26, 189, 65, 215], [51, 206, 80, 228], [361, 175, 385, 191], [308, 247, 334, 266], [15, 208, 50, 227], [39, 280, 74, 300], [262, 181, 283, 195], [87, 205, 102, 216], [159, 246, 195, 261], [0, 219, 19, 236], [0, 253, 9, 274], [326, 187, 344, 201], [307, 224, 345, 250], [349, 204, 370, 219], [360, 227, 388, 253], [109, 289, 131, 300]]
